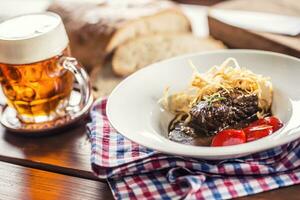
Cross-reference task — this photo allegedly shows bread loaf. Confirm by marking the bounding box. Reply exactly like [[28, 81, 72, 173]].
[[48, 0, 192, 72], [112, 34, 225, 76]]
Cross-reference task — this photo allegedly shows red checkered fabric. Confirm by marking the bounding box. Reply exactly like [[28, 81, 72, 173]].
[[88, 98, 300, 200]]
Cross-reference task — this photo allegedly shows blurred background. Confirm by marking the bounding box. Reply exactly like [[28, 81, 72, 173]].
[[0, 0, 52, 20]]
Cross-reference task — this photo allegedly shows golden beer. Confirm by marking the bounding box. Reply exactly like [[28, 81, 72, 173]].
[[0, 12, 90, 124], [0, 49, 74, 121]]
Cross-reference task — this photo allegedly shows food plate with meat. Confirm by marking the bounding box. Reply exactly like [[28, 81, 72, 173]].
[[107, 50, 300, 159]]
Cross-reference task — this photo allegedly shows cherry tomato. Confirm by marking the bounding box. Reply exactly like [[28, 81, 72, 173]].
[[243, 125, 273, 142], [211, 129, 246, 147], [248, 118, 266, 127], [264, 116, 283, 132]]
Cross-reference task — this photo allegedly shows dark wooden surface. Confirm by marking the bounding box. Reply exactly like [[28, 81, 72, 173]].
[[0, 161, 113, 200], [0, 120, 95, 180]]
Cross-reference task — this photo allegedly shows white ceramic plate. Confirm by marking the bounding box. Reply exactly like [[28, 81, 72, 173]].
[[107, 50, 300, 159]]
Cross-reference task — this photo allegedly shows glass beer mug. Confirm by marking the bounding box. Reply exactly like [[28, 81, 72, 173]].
[[0, 12, 90, 124]]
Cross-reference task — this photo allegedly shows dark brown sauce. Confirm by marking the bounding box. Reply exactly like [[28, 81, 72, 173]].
[[168, 113, 271, 147], [168, 122, 213, 146], [168, 130, 212, 146]]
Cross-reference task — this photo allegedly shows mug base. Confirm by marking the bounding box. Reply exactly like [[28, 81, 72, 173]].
[[16, 99, 69, 124], [0, 89, 93, 135]]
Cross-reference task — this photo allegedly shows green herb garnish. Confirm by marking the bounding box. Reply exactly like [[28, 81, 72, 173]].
[[203, 92, 226, 106]]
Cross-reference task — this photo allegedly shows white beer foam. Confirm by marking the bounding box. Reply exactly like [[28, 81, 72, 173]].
[[0, 12, 69, 64]]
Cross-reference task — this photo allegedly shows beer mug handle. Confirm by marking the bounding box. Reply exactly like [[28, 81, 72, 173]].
[[60, 57, 91, 111]]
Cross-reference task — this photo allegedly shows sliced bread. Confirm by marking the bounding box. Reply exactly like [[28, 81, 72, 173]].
[[112, 34, 225, 76], [48, 0, 192, 71]]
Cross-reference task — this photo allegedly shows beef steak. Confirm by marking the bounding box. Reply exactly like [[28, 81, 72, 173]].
[[190, 89, 259, 136]]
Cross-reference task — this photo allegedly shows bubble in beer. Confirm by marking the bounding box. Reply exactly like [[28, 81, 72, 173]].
[[24, 66, 43, 82], [6, 67, 21, 81], [34, 79, 57, 99], [21, 87, 36, 102], [3, 84, 17, 100]]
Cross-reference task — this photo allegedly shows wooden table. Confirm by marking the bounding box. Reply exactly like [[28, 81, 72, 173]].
[[0, 109, 298, 200]]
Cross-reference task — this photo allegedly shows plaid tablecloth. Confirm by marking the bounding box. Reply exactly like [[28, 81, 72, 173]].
[[87, 98, 300, 200]]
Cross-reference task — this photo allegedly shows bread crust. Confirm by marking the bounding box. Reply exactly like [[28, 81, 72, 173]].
[[106, 8, 192, 53], [48, 0, 191, 72]]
